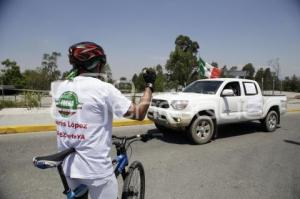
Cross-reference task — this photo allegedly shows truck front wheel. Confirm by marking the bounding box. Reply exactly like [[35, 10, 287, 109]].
[[188, 116, 214, 144], [262, 110, 278, 132]]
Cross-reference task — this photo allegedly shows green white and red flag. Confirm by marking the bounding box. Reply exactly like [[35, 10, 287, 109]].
[[198, 57, 221, 78]]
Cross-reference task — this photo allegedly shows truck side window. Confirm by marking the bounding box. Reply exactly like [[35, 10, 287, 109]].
[[223, 82, 241, 96], [243, 82, 258, 95]]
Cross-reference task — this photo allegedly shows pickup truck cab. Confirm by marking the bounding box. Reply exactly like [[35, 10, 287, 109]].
[[147, 78, 287, 144]]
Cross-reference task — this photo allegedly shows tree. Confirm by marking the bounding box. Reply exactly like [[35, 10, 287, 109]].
[[131, 65, 166, 92], [41, 52, 61, 81], [242, 63, 255, 79], [21, 52, 62, 90], [268, 58, 280, 79], [263, 68, 273, 90], [255, 68, 264, 89], [154, 65, 166, 92], [165, 35, 199, 90], [23, 69, 42, 89], [131, 73, 144, 92], [116, 77, 132, 93], [102, 64, 113, 83], [282, 75, 300, 92], [1, 59, 24, 88], [120, 77, 127, 81], [39, 52, 61, 90], [283, 76, 291, 91], [229, 66, 238, 72], [211, 62, 218, 68], [223, 66, 238, 78], [175, 35, 199, 53], [220, 65, 228, 78], [267, 58, 281, 91], [290, 75, 299, 92]]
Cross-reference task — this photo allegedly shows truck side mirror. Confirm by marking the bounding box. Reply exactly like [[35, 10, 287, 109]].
[[221, 89, 234, 96]]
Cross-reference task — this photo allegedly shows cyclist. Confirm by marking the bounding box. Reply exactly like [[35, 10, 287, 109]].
[[52, 41, 156, 199]]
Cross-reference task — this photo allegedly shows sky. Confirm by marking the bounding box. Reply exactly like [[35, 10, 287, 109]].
[[0, 0, 300, 80]]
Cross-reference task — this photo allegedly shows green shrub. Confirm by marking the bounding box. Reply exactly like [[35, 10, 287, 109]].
[[0, 100, 25, 109], [24, 92, 41, 109], [0, 92, 42, 110]]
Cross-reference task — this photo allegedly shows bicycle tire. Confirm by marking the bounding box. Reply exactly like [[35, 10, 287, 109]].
[[122, 161, 145, 199]]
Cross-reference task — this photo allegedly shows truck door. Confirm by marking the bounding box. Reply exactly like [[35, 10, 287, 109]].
[[242, 81, 263, 120], [219, 81, 243, 123]]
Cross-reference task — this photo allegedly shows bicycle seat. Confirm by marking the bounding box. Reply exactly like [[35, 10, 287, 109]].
[[33, 148, 75, 169]]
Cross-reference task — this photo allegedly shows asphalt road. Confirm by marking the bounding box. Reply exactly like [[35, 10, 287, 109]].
[[0, 113, 300, 199]]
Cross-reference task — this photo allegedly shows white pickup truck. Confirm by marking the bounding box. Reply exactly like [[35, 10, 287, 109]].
[[147, 78, 287, 144]]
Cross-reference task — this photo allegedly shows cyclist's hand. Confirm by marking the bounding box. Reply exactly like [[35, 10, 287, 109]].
[[143, 68, 156, 84], [142, 68, 156, 89]]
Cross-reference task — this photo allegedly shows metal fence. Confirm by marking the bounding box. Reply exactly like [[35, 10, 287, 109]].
[[0, 89, 147, 108]]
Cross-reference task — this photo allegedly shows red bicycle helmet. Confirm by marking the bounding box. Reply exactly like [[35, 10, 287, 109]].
[[68, 41, 106, 71]]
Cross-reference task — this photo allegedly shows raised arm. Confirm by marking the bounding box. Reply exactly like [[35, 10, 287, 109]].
[[124, 68, 156, 121]]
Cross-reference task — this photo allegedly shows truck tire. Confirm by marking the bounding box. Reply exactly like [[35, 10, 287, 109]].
[[262, 110, 278, 132], [154, 123, 172, 134], [188, 116, 214, 144]]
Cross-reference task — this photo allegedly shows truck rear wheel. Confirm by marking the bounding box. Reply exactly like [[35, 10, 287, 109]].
[[188, 116, 214, 144], [262, 110, 278, 132]]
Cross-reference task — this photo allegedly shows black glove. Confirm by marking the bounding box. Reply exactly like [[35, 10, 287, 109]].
[[142, 68, 156, 91]]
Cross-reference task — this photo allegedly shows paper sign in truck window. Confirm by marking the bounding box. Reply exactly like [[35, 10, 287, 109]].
[[244, 82, 257, 95]]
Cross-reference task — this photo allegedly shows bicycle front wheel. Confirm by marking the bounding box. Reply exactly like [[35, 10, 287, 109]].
[[122, 161, 145, 199]]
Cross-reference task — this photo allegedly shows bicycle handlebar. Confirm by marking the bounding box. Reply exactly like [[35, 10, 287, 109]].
[[112, 133, 163, 145], [112, 132, 163, 143]]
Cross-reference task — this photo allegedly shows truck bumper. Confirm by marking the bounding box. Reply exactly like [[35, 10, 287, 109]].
[[147, 107, 193, 130]]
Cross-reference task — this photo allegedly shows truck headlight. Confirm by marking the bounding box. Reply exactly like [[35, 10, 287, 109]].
[[171, 100, 189, 110]]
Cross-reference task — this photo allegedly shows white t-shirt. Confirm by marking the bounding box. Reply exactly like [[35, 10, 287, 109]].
[[51, 76, 131, 179]]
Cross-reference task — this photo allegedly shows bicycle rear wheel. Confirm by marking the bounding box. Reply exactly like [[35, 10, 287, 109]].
[[122, 161, 145, 199]]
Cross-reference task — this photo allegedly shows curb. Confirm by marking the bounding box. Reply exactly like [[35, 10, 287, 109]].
[[286, 109, 300, 113], [1, 109, 300, 135], [0, 119, 154, 135]]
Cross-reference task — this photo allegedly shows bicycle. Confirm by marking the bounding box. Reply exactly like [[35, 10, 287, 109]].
[[33, 132, 161, 199]]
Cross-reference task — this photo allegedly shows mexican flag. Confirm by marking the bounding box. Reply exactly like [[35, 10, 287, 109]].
[[198, 58, 221, 78]]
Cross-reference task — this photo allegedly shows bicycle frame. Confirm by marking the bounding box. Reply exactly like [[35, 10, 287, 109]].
[[114, 154, 128, 177], [113, 136, 130, 179], [57, 163, 88, 199], [56, 141, 129, 199], [33, 132, 160, 199]]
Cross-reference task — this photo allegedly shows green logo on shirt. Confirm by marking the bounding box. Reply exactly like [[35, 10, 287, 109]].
[[56, 91, 83, 117]]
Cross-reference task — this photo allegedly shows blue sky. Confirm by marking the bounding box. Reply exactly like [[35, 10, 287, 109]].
[[0, 0, 299, 79]]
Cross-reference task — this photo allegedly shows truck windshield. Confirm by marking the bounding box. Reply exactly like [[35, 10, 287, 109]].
[[183, 81, 223, 94]]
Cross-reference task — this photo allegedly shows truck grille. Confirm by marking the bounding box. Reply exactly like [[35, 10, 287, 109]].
[[151, 99, 169, 108]]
